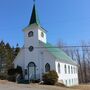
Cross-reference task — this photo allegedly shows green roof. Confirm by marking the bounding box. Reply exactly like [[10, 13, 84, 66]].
[[29, 4, 40, 25], [43, 43, 77, 65]]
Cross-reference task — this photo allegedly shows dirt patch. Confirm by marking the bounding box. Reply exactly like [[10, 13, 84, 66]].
[[72, 84, 90, 90], [0, 80, 90, 90], [0, 80, 9, 84]]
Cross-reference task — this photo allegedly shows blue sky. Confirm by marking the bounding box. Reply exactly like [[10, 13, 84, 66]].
[[0, 0, 90, 47]]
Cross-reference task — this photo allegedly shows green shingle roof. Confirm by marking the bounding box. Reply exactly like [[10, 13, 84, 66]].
[[29, 4, 40, 25], [43, 43, 77, 65]]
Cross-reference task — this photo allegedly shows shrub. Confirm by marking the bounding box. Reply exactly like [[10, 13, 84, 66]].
[[43, 70, 58, 85], [7, 66, 23, 76], [0, 74, 7, 80], [16, 66, 23, 75], [8, 68, 16, 76], [7, 75, 16, 82], [7, 66, 23, 82], [7, 69, 16, 82]]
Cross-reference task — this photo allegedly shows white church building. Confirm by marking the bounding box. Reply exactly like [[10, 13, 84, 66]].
[[13, 3, 79, 86]]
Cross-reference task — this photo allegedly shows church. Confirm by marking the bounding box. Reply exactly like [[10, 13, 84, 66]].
[[13, 3, 79, 86]]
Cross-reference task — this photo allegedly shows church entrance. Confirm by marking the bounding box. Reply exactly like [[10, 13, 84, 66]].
[[28, 62, 36, 81]]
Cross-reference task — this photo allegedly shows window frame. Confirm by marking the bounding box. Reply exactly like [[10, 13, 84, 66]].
[[45, 63, 50, 72], [64, 65, 67, 74], [71, 66, 73, 74], [68, 65, 70, 74], [28, 31, 34, 37], [41, 32, 44, 38], [58, 63, 60, 73], [29, 46, 34, 52]]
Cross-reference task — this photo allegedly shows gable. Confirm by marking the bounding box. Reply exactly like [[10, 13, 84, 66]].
[[13, 48, 24, 68]]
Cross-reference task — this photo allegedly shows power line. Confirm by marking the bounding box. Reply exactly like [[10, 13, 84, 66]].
[[21, 46, 90, 49], [56, 45, 89, 48], [15, 46, 90, 52]]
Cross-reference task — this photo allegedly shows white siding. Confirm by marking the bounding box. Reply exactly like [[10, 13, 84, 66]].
[[38, 29, 47, 43], [13, 49, 25, 69], [55, 61, 78, 86]]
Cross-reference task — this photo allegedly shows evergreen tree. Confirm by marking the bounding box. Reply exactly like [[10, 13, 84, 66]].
[[14, 43, 20, 57], [5, 43, 14, 69], [0, 41, 6, 74], [0, 41, 20, 79]]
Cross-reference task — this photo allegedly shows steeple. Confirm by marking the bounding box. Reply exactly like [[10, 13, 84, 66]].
[[29, 2, 40, 26]]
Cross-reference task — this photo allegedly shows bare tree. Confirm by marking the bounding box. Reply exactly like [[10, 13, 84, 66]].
[[57, 40, 90, 84]]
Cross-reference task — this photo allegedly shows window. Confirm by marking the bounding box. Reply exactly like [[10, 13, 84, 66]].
[[41, 32, 44, 38], [72, 79, 73, 84], [45, 63, 50, 72], [71, 66, 73, 74], [29, 46, 34, 52], [28, 31, 33, 37], [74, 67, 75, 74], [69, 79, 71, 85], [66, 80, 67, 85], [68, 66, 70, 74], [28, 62, 36, 67], [58, 63, 60, 73], [64, 65, 67, 74]]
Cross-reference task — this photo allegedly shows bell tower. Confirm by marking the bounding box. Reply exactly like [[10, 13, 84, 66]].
[[23, 2, 47, 49], [23, 1, 47, 80]]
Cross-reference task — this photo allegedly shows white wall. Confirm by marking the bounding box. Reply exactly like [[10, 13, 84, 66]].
[[55, 61, 79, 86], [38, 47, 56, 72], [13, 49, 25, 70], [24, 25, 38, 48], [38, 29, 47, 43]]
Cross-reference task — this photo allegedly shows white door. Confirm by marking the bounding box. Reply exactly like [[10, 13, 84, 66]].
[[28, 62, 36, 80]]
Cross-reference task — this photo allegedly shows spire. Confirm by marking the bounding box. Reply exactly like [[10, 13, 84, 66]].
[[29, 2, 40, 26]]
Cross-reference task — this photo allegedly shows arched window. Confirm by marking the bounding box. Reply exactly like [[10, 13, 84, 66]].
[[58, 63, 60, 73], [64, 65, 67, 74], [71, 66, 73, 74], [65, 80, 67, 85], [69, 79, 71, 85], [68, 66, 70, 74], [45, 63, 50, 72], [29, 46, 34, 52], [41, 32, 44, 38], [72, 79, 73, 84], [74, 67, 75, 74], [28, 62, 36, 67], [28, 31, 33, 37]]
